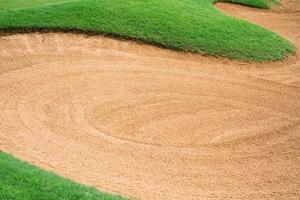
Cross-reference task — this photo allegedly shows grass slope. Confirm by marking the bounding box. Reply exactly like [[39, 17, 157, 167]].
[[0, 0, 68, 12], [0, 152, 127, 200], [222, 0, 279, 8], [0, 0, 295, 61]]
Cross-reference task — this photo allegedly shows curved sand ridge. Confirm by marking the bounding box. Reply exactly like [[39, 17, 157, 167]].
[[0, 1, 300, 199]]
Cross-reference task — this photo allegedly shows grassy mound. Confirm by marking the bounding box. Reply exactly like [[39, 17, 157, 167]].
[[223, 0, 279, 8], [0, 0, 294, 61], [0, 152, 127, 200]]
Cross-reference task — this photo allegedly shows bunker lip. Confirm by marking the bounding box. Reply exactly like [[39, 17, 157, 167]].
[[0, 0, 296, 62], [0, 1, 299, 200]]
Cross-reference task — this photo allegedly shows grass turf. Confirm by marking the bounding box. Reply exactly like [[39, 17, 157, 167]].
[[0, 151, 127, 200], [0, 0, 294, 61], [221, 0, 279, 8]]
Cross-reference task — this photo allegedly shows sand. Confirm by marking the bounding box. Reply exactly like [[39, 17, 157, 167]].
[[0, 1, 299, 199]]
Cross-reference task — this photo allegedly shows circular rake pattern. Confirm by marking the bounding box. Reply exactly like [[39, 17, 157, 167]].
[[1, 2, 300, 199]]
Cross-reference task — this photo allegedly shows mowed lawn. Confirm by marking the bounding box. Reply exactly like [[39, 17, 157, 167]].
[[0, 0, 294, 61], [0, 152, 127, 200], [223, 0, 279, 8]]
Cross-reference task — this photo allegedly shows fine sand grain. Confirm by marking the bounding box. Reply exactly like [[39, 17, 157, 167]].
[[0, 1, 299, 199]]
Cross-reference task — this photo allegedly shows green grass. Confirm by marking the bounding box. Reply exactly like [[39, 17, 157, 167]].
[[0, 0, 68, 12], [221, 0, 279, 8], [0, 151, 127, 200], [0, 0, 295, 61]]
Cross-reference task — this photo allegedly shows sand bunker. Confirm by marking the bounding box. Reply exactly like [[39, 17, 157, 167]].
[[0, 1, 299, 199]]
